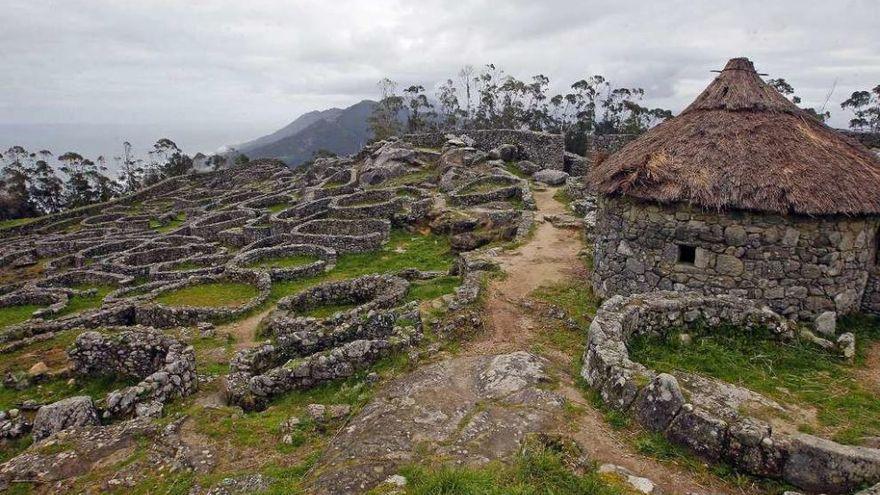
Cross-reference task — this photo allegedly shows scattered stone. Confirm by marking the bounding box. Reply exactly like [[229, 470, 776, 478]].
[[598, 464, 659, 494], [198, 322, 216, 338], [383, 474, 407, 487], [206, 474, 271, 495], [838, 332, 856, 361], [27, 361, 49, 377], [815, 311, 837, 336]]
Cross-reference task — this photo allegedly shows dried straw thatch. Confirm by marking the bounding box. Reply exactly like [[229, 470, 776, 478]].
[[591, 57, 880, 216]]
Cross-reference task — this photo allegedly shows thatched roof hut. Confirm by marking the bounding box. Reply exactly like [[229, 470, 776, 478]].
[[591, 57, 880, 216]]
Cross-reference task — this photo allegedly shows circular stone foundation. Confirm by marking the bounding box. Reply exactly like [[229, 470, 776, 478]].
[[582, 290, 880, 494], [228, 243, 336, 281], [134, 271, 271, 328], [287, 218, 390, 253]]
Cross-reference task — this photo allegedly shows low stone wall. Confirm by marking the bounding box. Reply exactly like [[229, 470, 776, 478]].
[[592, 196, 879, 321], [226, 308, 421, 412], [403, 129, 564, 170], [225, 275, 417, 410], [448, 176, 529, 208], [69, 327, 197, 418], [582, 291, 880, 494], [227, 243, 336, 281], [287, 219, 390, 253], [134, 270, 271, 328]]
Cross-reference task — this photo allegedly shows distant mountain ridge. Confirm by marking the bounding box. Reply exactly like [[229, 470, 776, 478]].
[[236, 100, 378, 165]]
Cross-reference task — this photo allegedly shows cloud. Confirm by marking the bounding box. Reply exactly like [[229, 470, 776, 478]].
[[1, 0, 878, 136]]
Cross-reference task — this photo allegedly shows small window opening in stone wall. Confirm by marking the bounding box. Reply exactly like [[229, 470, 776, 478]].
[[677, 244, 696, 265]]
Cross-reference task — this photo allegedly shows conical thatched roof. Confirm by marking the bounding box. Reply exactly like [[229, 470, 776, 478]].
[[590, 57, 880, 216]]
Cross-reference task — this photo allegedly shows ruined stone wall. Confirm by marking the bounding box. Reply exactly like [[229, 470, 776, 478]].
[[403, 129, 564, 170], [591, 197, 879, 321]]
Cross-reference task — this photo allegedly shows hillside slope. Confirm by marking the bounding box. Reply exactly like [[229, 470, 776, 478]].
[[240, 100, 376, 165]]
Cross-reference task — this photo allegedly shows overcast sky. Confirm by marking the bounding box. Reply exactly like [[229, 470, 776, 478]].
[[1, 0, 879, 156]]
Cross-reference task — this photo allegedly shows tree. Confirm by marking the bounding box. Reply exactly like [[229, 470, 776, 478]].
[[0, 146, 39, 219], [234, 153, 250, 166], [458, 65, 475, 128], [403, 85, 435, 133], [436, 79, 463, 129], [58, 152, 96, 208], [367, 78, 404, 140], [29, 153, 63, 214], [841, 85, 880, 132], [118, 141, 144, 193], [768, 78, 831, 122]]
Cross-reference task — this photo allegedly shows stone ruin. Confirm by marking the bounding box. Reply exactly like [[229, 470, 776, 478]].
[[582, 291, 877, 494], [0, 128, 550, 490]]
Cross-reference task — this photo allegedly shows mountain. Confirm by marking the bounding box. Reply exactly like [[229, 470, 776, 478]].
[[237, 100, 378, 165]]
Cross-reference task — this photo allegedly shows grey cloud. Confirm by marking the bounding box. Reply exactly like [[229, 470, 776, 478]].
[[1, 0, 878, 144]]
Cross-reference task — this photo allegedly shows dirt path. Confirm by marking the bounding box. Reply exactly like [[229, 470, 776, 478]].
[[218, 307, 273, 350], [464, 186, 749, 495], [466, 187, 581, 355]]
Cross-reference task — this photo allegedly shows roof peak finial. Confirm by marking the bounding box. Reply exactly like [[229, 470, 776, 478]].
[[723, 57, 756, 72]]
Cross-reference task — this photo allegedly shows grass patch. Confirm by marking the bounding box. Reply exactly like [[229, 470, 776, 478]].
[[246, 254, 319, 270], [389, 440, 629, 495], [461, 179, 511, 194], [0, 217, 36, 231], [151, 212, 186, 233], [267, 203, 291, 213], [504, 161, 529, 179], [552, 188, 573, 208], [0, 304, 43, 330], [629, 315, 880, 445], [156, 282, 259, 308], [168, 260, 209, 271], [48, 284, 114, 319], [269, 230, 454, 302], [405, 276, 461, 303], [373, 168, 438, 188], [0, 373, 136, 411], [299, 302, 360, 319]]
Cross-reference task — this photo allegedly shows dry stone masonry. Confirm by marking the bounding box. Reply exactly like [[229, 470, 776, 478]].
[[582, 291, 877, 494], [592, 197, 879, 322]]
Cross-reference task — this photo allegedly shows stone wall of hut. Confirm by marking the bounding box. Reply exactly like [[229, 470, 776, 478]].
[[591, 197, 880, 321]]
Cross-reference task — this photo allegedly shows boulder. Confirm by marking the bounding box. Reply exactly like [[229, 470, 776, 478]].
[[532, 169, 569, 186], [517, 160, 542, 176], [32, 396, 100, 440]]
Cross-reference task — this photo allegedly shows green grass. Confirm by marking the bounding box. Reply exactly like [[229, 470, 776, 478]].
[[629, 315, 880, 445], [552, 188, 573, 207], [299, 302, 360, 319], [168, 260, 208, 271], [461, 179, 512, 194], [151, 212, 186, 233], [371, 168, 438, 188], [48, 284, 114, 319], [267, 203, 291, 213], [269, 230, 454, 302], [246, 254, 319, 270], [387, 439, 629, 495], [0, 373, 136, 412], [156, 282, 260, 308], [504, 161, 529, 179], [0, 217, 36, 231], [0, 304, 42, 330], [405, 276, 461, 303]]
